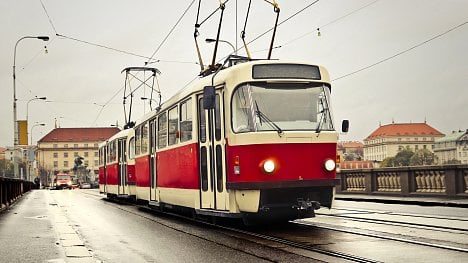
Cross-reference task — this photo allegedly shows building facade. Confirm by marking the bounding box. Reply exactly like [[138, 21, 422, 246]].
[[36, 127, 119, 184], [433, 130, 468, 164], [363, 122, 444, 162]]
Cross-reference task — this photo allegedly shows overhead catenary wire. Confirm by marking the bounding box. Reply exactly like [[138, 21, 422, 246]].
[[146, 0, 197, 64], [332, 20, 468, 82]]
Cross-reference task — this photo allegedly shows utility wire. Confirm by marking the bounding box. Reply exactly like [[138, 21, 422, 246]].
[[146, 0, 196, 63], [332, 20, 468, 82], [279, 0, 380, 48], [39, 0, 58, 34]]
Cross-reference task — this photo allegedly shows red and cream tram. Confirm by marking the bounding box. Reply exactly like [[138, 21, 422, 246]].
[[102, 60, 348, 223], [99, 128, 136, 198]]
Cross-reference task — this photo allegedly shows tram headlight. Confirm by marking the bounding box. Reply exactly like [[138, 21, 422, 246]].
[[324, 159, 336, 172], [262, 159, 276, 174]]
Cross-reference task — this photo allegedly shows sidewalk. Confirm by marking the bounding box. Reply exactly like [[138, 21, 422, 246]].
[[0, 190, 95, 263], [335, 193, 468, 208]]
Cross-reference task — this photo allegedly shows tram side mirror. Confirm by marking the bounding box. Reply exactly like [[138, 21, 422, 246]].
[[203, 86, 216, 109], [341, 119, 349, 133]]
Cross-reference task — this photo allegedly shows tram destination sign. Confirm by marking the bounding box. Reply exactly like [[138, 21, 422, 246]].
[[252, 64, 321, 80]]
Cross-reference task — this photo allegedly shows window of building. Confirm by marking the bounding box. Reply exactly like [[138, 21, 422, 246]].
[[94, 160, 99, 167], [53, 144, 58, 148], [74, 152, 79, 157], [64, 161, 68, 168], [53, 152, 58, 158], [53, 161, 58, 168], [64, 144, 68, 148], [180, 99, 192, 142], [84, 152, 88, 157], [94, 143, 98, 147], [84, 144, 88, 147], [168, 106, 179, 146], [94, 152, 98, 157], [64, 152, 68, 158], [84, 160, 89, 166], [74, 144, 78, 148]]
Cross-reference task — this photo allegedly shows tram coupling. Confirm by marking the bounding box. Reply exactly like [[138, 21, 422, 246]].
[[294, 199, 320, 211]]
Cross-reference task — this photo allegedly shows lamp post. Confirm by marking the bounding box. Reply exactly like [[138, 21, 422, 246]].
[[29, 123, 45, 181], [27, 96, 47, 144], [13, 35, 49, 178], [30, 123, 45, 146], [205, 38, 236, 54]]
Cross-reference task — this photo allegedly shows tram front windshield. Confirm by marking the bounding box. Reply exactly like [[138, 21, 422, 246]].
[[232, 83, 334, 133]]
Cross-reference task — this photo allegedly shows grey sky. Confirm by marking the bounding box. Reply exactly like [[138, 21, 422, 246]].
[[1, 0, 467, 147]]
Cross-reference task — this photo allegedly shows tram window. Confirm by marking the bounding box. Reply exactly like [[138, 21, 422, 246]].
[[158, 112, 167, 148], [180, 99, 193, 142], [214, 94, 222, 141], [198, 98, 206, 143], [216, 145, 223, 192], [141, 123, 149, 153], [135, 126, 141, 156], [168, 107, 179, 146], [128, 137, 135, 160], [200, 146, 208, 191]]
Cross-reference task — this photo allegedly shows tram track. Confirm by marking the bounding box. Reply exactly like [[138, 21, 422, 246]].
[[82, 191, 468, 261], [95, 194, 380, 262], [293, 220, 468, 254]]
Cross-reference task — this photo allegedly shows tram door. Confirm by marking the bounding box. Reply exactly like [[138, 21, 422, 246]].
[[149, 119, 157, 201], [198, 90, 228, 210], [118, 139, 127, 195]]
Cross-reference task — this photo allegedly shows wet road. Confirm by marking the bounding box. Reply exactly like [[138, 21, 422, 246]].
[[0, 190, 311, 263], [1, 189, 467, 262]]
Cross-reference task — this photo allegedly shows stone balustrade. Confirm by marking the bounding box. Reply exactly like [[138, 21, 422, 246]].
[[337, 165, 468, 198]]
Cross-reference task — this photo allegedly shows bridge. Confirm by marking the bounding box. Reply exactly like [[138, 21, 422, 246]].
[[1, 166, 467, 262]]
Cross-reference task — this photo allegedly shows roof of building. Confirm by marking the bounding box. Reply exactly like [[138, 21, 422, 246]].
[[435, 130, 467, 143], [365, 122, 444, 140], [38, 127, 120, 143], [338, 141, 364, 149]]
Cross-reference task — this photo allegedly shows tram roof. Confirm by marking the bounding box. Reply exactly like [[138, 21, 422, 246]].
[[133, 59, 330, 126]]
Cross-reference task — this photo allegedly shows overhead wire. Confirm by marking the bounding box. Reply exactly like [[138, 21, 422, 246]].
[[332, 20, 468, 82], [146, 0, 196, 63]]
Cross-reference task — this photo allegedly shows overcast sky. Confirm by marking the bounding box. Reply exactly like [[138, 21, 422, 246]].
[[1, 0, 467, 146]]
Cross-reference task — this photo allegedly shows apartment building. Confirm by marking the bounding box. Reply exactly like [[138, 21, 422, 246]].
[[363, 122, 444, 162], [434, 130, 468, 164], [36, 127, 120, 178]]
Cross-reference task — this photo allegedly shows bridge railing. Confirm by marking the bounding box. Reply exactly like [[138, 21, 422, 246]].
[[0, 177, 35, 212], [336, 164, 468, 198]]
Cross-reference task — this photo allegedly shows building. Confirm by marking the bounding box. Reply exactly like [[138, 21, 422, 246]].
[[36, 127, 120, 184], [0, 147, 5, 160], [433, 130, 468, 164], [338, 141, 364, 161], [363, 122, 444, 162]]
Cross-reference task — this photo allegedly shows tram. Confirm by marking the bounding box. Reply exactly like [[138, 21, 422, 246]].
[[100, 59, 348, 223]]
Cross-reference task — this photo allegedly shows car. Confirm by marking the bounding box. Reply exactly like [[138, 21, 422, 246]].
[[80, 183, 91, 189]]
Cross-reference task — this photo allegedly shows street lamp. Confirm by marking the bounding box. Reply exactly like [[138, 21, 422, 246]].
[[27, 96, 47, 144], [13, 35, 49, 178], [205, 38, 236, 54], [30, 123, 45, 145]]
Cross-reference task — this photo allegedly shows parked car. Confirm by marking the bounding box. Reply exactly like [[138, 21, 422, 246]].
[[80, 182, 91, 189]]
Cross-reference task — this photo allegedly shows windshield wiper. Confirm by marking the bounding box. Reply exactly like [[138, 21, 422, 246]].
[[316, 86, 331, 133], [255, 101, 283, 137]]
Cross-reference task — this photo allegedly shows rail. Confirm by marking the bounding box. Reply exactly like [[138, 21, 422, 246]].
[[336, 165, 468, 198], [0, 177, 35, 212]]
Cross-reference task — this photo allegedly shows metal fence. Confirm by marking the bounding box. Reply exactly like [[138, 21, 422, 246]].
[[0, 177, 35, 212], [336, 164, 468, 198]]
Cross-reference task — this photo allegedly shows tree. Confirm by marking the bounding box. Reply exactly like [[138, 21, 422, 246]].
[[381, 157, 396, 167], [410, 149, 435, 166], [0, 159, 14, 177], [394, 148, 414, 166]]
